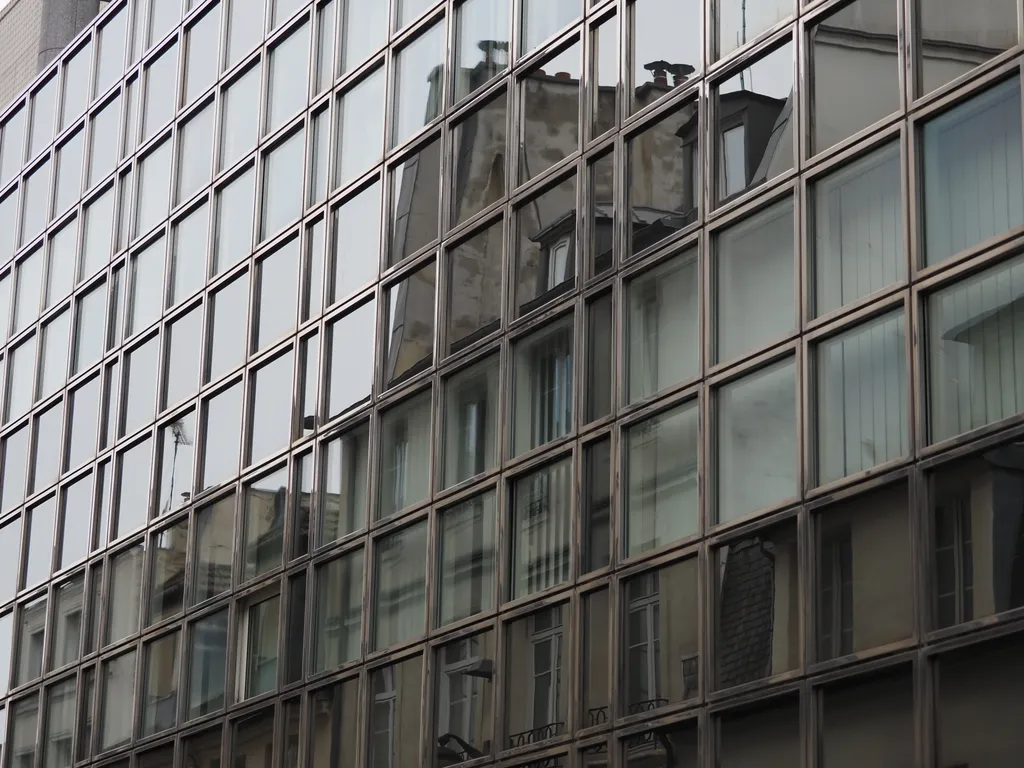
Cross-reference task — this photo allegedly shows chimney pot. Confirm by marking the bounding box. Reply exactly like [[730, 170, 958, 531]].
[[555, 71, 571, 79]]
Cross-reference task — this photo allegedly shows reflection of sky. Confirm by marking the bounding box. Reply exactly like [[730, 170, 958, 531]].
[[458, 0, 511, 68], [719, 0, 793, 57], [720, 41, 793, 99], [395, 20, 445, 145]]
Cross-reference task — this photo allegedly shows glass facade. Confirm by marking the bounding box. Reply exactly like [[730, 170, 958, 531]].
[[0, 0, 1024, 766]]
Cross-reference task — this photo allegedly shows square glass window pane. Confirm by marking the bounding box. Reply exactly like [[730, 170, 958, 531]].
[[631, 0, 699, 113], [450, 89, 507, 228], [811, 0, 899, 155], [716, 358, 797, 524], [714, 42, 794, 204], [5, 336, 36, 424], [928, 443, 1024, 629], [95, 8, 127, 96], [625, 402, 698, 557], [54, 129, 84, 216], [718, 0, 791, 60], [261, 129, 306, 240], [245, 596, 280, 698], [129, 236, 166, 335], [220, 64, 261, 172], [72, 280, 104, 374], [373, 521, 428, 649], [213, 167, 256, 274], [389, 138, 441, 266], [267, 22, 311, 135], [100, 650, 137, 750], [208, 272, 250, 383], [37, 309, 70, 401], [242, 467, 287, 581], [314, 548, 364, 670], [88, 95, 121, 189], [433, 631, 495, 757], [81, 188, 115, 282], [326, 299, 376, 416], [138, 745, 175, 768], [921, 0, 1017, 97], [442, 356, 498, 488], [581, 589, 609, 725], [310, 680, 360, 763], [714, 197, 795, 362], [310, 106, 330, 206], [814, 483, 912, 662], [67, 376, 100, 469], [115, 437, 153, 537], [29, 76, 58, 158], [249, 351, 294, 465], [164, 306, 203, 409], [623, 559, 698, 712], [438, 491, 496, 626], [455, 0, 510, 104], [626, 249, 698, 402], [504, 604, 567, 743], [377, 390, 432, 519], [816, 311, 907, 485], [24, 497, 56, 588], [226, 0, 263, 69], [142, 42, 179, 141], [201, 383, 243, 491], [446, 219, 502, 355], [234, 711, 275, 768], [149, 518, 188, 625], [30, 405, 62, 495], [21, 160, 51, 246], [156, 413, 196, 517], [106, 544, 144, 645], [715, 520, 798, 689], [14, 596, 46, 685], [0, 517, 20, 602], [177, 103, 215, 205], [58, 475, 93, 568], [335, 67, 386, 189], [627, 100, 698, 255], [520, 44, 580, 184], [184, 5, 222, 106], [193, 495, 235, 604], [136, 140, 173, 236], [187, 609, 229, 719], [521, 0, 578, 55], [812, 143, 903, 316], [141, 631, 179, 736], [926, 253, 1024, 442], [516, 176, 576, 314], [321, 423, 369, 544], [512, 316, 574, 456], [923, 78, 1024, 266], [718, 697, 800, 767], [124, 336, 159, 435], [820, 671, 914, 766], [182, 728, 222, 768], [256, 237, 299, 350], [170, 202, 210, 306], [511, 457, 571, 599], [383, 261, 435, 388], [330, 179, 381, 303], [393, 21, 445, 149], [48, 575, 84, 668], [368, 656, 423, 767], [341, 0, 387, 73], [45, 219, 77, 310]]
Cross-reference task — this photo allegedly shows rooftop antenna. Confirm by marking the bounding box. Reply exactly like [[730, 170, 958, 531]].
[[163, 420, 193, 515]]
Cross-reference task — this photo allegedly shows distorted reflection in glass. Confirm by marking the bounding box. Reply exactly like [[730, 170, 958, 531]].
[[516, 176, 576, 314], [446, 218, 502, 354], [631, 0, 700, 113], [390, 138, 441, 266], [373, 521, 428, 649], [434, 631, 495, 762], [718, 0, 792, 60], [443, 356, 499, 488], [383, 261, 436, 388], [242, 467, 288, 582], [321, 423, 370, 544], [520, 43, 581, 184], [377, 390, 432, 519], [438, 491, 496, 626], [505, 604, 568, 746], [314, 548, 363, 671], [369, 656, 423, 768], [450, 90, 507, 228], [455, 0, 510, 104], [512, 458, 572, 599]]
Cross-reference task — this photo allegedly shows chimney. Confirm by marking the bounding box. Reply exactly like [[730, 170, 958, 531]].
[[644, 60, 671, 86], [667, 63, 697, 86]]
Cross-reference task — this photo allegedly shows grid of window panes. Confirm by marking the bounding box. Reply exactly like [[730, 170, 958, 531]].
[[1, 0, 1024, 766]]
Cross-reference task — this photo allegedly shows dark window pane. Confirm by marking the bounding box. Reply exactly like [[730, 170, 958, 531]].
[[451, 90, 507, 227], [718, 696, 800, 768], [439, 491, 496, 626], [505, 604, 568, 746], [583, 438, 611, 573], [373, 521, 428, 649], [715, 521, 798, 689], [389, 138, 441, 266], [149, 519, 187, 625], [520, 43, 580, 184], [182, 727, 221, 768], [310, 679, 360, 768], [235, 709, 275, 767], [382, 261, 436, 388], [582, 589, 609, 726], [434, 631, 495, 761], [244, 596, 280, 698], [368, 656, 422, 768], [585, 293, 612, 423], [923, 78, 1024, 266], [811, 0, 899, 154], [141, 631, 179, 736], [446, 219, 502, 354], [284, 572, 306, 685], [820, 670, 914, 768], [623, 721, 697, 768]]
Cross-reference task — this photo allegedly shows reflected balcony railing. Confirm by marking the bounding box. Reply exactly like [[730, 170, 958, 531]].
[[626, 698, 669, 716], [507, 721, 565, 748], [587, 706, 609, 726]]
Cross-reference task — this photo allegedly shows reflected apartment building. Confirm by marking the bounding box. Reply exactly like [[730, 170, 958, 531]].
[[2, 2, 1024, 768]]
